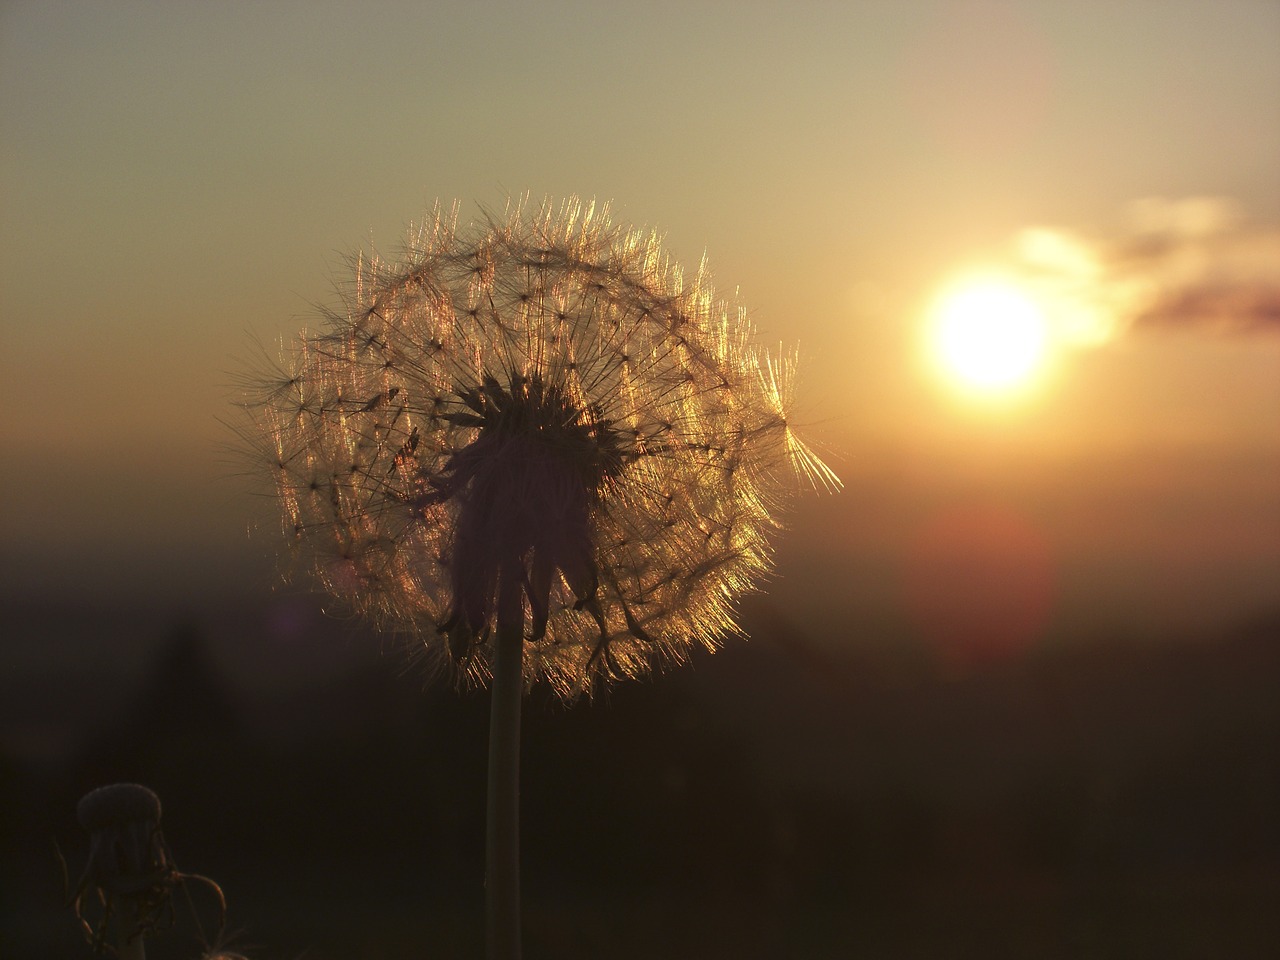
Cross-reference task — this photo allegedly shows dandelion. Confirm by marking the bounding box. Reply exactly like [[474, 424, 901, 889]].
[[245, 198, 836, 691], [238, 197, 838, 958]]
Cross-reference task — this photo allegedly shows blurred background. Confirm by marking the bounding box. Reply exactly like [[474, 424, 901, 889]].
[[2, 1, 1277, 957]]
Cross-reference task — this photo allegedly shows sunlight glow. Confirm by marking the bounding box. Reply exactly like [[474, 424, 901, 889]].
[[929, 279, 1050, 393]]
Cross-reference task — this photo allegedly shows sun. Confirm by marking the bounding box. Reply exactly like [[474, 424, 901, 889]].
[[928, 278, 1050, 393]]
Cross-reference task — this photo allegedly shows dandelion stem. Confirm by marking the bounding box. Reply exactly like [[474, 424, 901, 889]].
[[485, 576, 524, 960]]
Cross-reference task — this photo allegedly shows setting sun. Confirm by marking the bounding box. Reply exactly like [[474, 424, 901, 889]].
[[929, 279, 1051, 393]]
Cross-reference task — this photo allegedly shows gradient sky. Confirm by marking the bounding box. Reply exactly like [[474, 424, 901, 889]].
[[2, 0, 1278, 660]]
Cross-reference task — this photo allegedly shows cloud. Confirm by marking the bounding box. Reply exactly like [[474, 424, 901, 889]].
[[1012, 197, 1280, 344]]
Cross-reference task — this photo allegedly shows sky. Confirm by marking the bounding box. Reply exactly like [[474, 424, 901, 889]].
[[2, 0, 1278, 664]]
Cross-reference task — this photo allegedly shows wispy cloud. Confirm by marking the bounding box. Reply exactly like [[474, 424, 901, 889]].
[[1012, 197, 1280, 346]]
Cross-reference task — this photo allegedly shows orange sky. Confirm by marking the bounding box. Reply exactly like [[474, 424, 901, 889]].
[[2, 0, 1277, 657]]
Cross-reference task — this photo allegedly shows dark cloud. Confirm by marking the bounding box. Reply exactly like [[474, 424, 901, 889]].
[[1012, 197, 1280, 343], [1134, 281, 1280, 334], [1118, 197, 1280, 333]]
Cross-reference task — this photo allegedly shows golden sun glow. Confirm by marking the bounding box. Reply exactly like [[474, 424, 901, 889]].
[[929, 278, 1051, 393]]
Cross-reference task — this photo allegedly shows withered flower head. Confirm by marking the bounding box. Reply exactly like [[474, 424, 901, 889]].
[[243, 198, 837, 696], [73, 783, 173, 952], [72, 784, 234, 957]]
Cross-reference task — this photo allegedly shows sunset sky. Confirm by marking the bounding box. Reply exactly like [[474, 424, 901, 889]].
[[2, 0, 1278, 663]]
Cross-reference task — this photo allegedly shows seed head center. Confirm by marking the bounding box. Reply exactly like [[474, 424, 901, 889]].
[[448, 372, 627, 495], [433, 371, 629, 650]]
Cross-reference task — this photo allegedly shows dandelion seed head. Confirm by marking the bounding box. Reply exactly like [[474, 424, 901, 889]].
[[240, 198, 836, 697]]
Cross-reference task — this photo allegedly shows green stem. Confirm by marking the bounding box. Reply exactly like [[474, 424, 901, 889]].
[[486, 588, 524, 960]]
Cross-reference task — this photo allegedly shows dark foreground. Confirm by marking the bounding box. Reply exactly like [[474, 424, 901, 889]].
[[2, 600, 1278, 958]]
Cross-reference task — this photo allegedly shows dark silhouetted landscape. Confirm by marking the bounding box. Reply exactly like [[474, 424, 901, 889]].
[[4, 597, 1277, 958]]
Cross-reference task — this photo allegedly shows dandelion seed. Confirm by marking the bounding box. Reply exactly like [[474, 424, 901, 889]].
[[240, 197, 838, 697]]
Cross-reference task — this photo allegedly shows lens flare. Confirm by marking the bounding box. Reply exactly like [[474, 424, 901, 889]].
[[903, 503, 1056, 670]]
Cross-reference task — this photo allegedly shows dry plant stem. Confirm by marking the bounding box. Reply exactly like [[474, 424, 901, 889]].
[[119, 935, 145, 960], [486, 575, 524, 960], [119, 903, 146, 960]]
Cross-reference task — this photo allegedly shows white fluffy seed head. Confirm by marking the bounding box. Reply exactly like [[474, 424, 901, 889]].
[[240, 198, 837, 697]]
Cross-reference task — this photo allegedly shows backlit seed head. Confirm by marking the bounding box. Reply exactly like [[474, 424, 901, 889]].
[[240, 198, 838, 697]]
